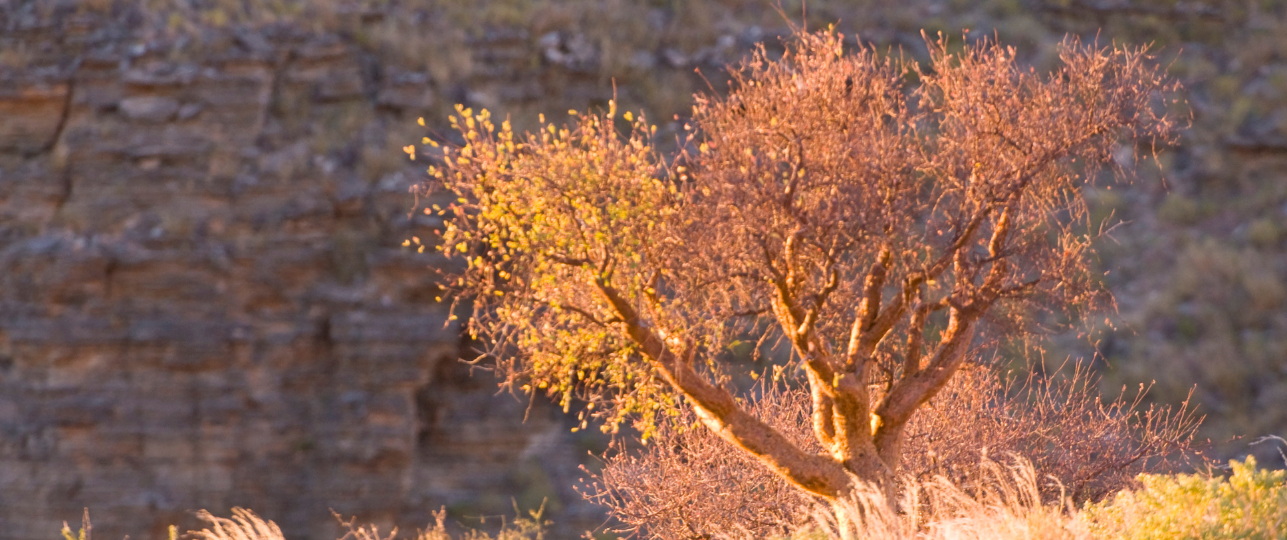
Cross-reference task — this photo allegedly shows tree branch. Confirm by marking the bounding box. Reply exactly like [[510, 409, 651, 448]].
[[844, 248, 889, 370], [594, 278, 851, 497], [557, 303, 619, 327], [917, 204, 994, 283], [806, 369, 838, 452], [873, 306, 979, 456], [547, 253, 592, 267], [901, 299, 943, 377], [800, 254, 841, 340]]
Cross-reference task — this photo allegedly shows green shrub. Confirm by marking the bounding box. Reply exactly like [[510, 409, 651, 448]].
[[1083, 457, 1287, 540]]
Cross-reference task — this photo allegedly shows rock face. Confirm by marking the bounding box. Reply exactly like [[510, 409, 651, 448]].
[[0, 5, 613, 540]]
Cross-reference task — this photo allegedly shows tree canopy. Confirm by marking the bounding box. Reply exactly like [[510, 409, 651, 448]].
[[421, 29, 1178, 504]]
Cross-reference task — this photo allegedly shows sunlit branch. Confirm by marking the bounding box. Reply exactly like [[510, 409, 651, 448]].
[[875, 307, 979, 434], [593, 277, 850, 497], [557, 303, 620, 328]]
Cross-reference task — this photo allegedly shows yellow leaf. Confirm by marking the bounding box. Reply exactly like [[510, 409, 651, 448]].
[[417, 117, 425, 126]]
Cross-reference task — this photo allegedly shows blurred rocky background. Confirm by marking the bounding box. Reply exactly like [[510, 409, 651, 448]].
[[0, 1, 1284, 539]]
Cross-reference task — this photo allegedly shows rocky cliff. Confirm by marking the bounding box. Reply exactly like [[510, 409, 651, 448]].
[[0, 4, 628, 539]]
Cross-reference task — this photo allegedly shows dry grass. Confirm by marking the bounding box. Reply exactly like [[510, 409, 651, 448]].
[[189, 508, 286, 540], [803, 457, 1093, 540], [183, 506, 546, 540]]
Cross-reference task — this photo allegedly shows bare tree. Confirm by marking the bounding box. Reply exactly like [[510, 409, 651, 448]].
[[421, 28, 1178, 536]]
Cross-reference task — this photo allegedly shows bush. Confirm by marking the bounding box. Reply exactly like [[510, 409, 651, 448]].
[[1082, 456, 1287, 540], [585, 365, 1200, 538]]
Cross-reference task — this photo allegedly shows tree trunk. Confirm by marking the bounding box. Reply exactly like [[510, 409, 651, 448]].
[[847, 449, 898, 507]]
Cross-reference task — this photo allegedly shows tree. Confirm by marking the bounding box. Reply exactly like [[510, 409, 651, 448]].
[[421, 28, 1178, 534]]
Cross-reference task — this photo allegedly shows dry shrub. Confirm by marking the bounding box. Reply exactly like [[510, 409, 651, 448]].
[[584, 365, 1200, 539], [585, 383, 823, 539], [904, 364, 1202, 502]]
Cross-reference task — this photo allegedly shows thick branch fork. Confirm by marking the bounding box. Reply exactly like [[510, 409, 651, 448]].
[[594, 278, 853, 498]]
